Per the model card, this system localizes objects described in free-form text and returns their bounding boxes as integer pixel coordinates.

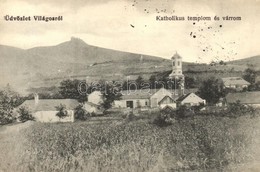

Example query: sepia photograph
[0,0,260,171]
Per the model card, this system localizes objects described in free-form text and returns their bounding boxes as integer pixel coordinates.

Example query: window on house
[145,101,148,106]
[173,61,175,66]
[178,61,180,66]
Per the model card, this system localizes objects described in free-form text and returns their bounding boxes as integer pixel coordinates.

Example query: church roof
[171,52,182,59]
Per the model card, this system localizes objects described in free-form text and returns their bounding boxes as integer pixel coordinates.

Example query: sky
[0,0,260,63]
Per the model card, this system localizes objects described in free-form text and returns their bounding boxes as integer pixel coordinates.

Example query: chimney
[34,93,39,105]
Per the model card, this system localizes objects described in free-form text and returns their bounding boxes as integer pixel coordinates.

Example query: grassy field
[1,114,260,172]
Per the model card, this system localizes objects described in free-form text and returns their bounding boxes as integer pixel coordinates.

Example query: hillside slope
[228,55,260,69]
[0,38,170,92]
[0,37,259,93]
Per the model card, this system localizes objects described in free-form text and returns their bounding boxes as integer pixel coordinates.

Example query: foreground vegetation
[2,113,256,172]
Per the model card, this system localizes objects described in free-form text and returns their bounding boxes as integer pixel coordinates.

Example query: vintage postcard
[0,0,260,171]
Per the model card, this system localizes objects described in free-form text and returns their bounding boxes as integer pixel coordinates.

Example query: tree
[0,87,24,124]
[198,77,226,105]
[185,76,197,89]
[149,75,157,89]
[74,104,89,120]
[17,106,34,122]
[101,81,122,110]
[243,68,257,84]
[135,76,145,89]
[55,104,68,118]
[176,105,195,119]
[219,60,226,65]
[59,79,88,102]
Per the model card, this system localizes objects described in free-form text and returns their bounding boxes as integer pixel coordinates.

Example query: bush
[227,101,256,117]
[0,88,23,124]
[91,112,97,117]
[0,113,15,125]
[126,111,137,121]
[196,102,258,118]
[74,104,90,120]
[176,105,195,119]
[153,109,176,127]
[17,106,34,122]
[55,104,68,118]
[121,109,138,121]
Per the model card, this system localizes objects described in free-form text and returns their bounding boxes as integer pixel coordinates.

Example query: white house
[176,93,206,107]
[88,91,103,105]
[222,77,250,91]
[158,96,176,109]
[113,89,151,109]
[150,88,176,108]
[18,96,78,123]
[113,88,177,109]
[84,91,104,114]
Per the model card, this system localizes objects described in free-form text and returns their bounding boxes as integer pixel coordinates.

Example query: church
[113,53,206,109]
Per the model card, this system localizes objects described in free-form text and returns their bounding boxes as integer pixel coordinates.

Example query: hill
[0,37,171,92]
[227,55,260,69]
[0,37,259,93]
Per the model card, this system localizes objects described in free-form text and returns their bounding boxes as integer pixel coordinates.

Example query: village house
[222,77,250,91]
[176,93,206,107]
[113,88,177,109]
[87,91,103,105]
[226,91,260,108]
[84,91,104,115]
[18,94,78,123]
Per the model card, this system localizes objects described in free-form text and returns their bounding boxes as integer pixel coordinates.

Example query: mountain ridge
[0,37,259,93]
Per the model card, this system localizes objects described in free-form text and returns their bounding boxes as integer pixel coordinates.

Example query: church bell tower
[169,52,185,96]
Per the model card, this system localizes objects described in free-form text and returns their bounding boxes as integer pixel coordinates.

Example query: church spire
[169,52,185,96]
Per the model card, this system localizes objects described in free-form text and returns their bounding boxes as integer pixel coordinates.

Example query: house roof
[222,77,250,86]
[185,88,198,94]
[158,96,175,104]
[120,89,162,100]
[176,92,204,102]
[176,93,193,102]
[89,91,102,96]
[19,99,79,112]
[118,88,199,100]
[85,102,99,107]
[226,91,260,104]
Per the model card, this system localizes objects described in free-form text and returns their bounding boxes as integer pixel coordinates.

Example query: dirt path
[0,121,34,172]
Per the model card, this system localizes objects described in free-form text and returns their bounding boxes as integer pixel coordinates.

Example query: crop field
[1,115,260,172]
